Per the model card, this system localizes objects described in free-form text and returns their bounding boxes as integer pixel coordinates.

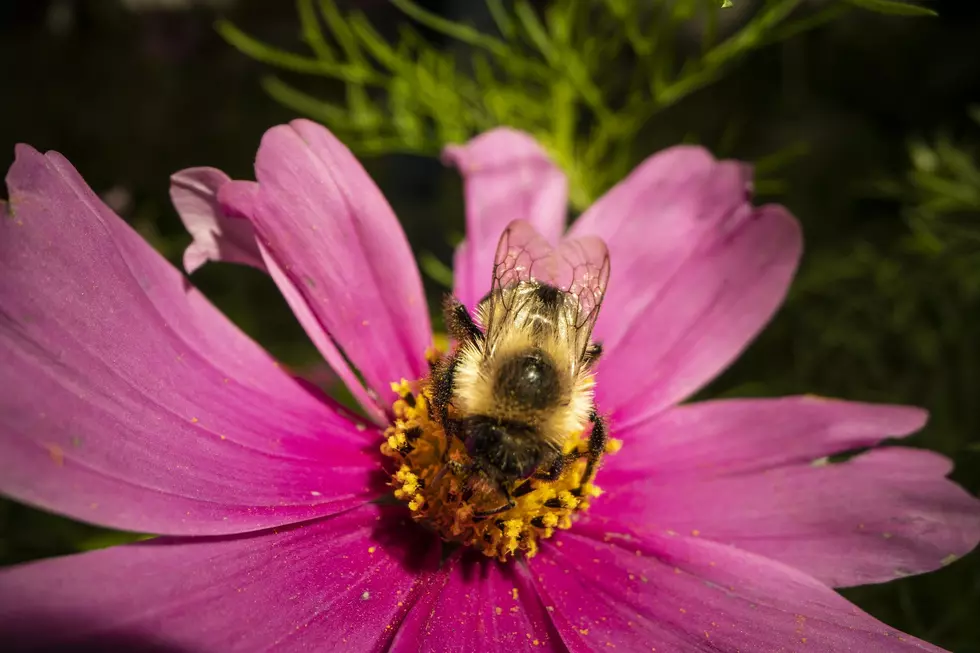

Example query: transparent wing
[484,220,610,360]
[555,235,611,354]
[481,220,553,350]
[490,219,556,298]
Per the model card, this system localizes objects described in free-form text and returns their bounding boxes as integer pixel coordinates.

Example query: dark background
[1,0,979,650]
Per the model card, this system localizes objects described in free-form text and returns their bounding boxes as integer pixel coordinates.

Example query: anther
[380,382,619,560]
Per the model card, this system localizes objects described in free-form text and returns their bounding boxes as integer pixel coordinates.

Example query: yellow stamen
[380,380,619,560]
[390,379,414,398]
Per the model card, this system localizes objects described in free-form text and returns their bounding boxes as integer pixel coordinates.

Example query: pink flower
[1,119,977,652]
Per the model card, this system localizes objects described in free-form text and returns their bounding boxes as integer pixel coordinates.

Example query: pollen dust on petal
[44,443,65,466]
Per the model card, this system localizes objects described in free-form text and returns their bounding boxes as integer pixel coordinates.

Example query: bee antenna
[430,463,450,488]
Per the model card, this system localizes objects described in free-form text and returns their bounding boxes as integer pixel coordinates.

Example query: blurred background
[1,0,979,649]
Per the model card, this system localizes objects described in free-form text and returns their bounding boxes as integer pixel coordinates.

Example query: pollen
[381,379,621,561]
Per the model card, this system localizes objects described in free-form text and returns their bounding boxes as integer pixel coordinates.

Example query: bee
[430,220,611,518]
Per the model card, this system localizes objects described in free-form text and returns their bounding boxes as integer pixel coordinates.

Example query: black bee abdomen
[462,417,542,480]
[494,351,560,410]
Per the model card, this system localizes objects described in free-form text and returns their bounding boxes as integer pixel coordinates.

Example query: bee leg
[432,351,461,437]
[583,342,603,367]
[430,457,468,491]
[512,455,577,498]
[427,351,440,374]
[433,295,479,438]
[533,453,575,482]
[572,410,607,496]
[444,295,483,344]
[472,481,516,521]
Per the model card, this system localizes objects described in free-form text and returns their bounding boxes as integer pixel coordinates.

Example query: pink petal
[214,177,388,425]
[530,523,945,651]
[169,167,265,274]
[216,175,260,219]
[0,145,380,535]
[0,504,441,652]
[600,447,980,588]
[603,396,928,481]
[444,128,568,310]
[176,172,386,424]
[570,147,801,422]
[250,120,432,413]
[390,552,561,652]
[260,240,388,425]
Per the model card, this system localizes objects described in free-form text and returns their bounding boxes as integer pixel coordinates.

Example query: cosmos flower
[0,119,978,652]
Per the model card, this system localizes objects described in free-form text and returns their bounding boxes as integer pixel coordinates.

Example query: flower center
[381,377,621,560]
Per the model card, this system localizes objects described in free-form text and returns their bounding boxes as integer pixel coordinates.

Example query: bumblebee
[429,220,611,518]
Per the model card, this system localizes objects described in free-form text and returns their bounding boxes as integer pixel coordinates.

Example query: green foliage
[877,108,980,263]
[418,251,455,289]
[706,106,980,653]
[0,498,147,565]
[842,0,936,17]
[4,0,974,648]
[726,107,980,455]
[219,0,926,210]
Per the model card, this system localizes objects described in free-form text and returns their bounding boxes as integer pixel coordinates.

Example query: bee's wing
[486,220,610,360]
[554,235,610,359]
[490,219,557,298]
[481,220,553,350]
